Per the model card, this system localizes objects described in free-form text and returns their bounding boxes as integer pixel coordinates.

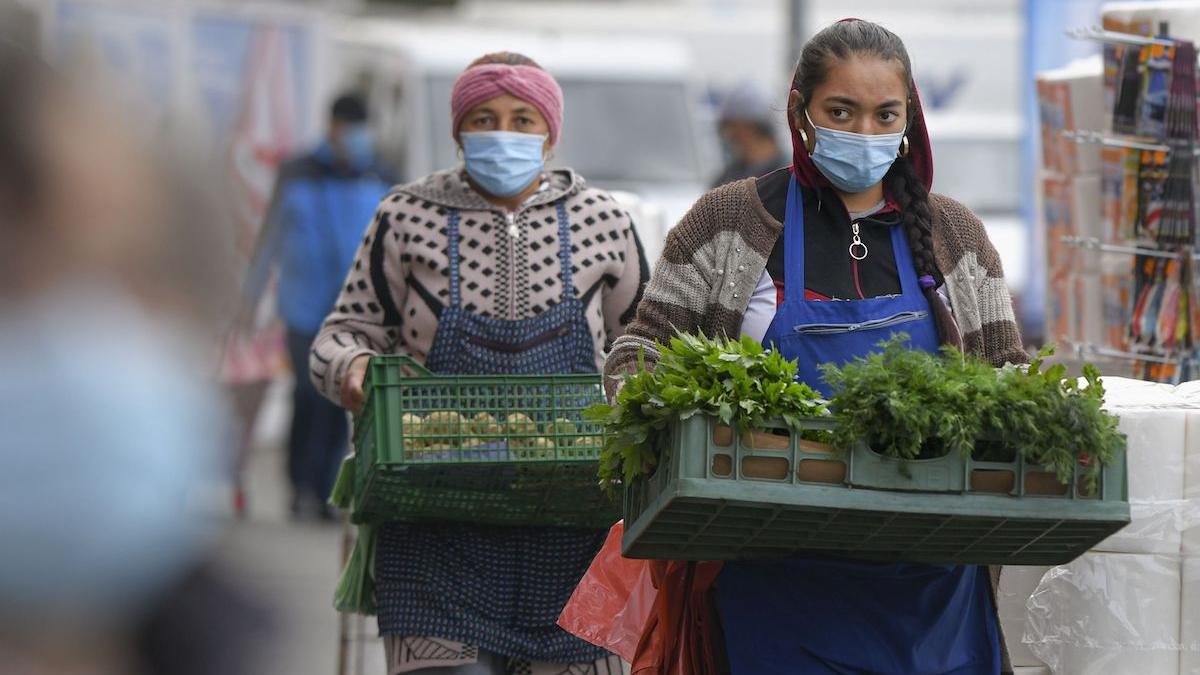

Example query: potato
[573,434,604,458]
[470,412,502,437]
[505,413,538,438]
[422,411,465,444]
[401,413,426,450]
[531,437,556,459]
[545,417,578,438]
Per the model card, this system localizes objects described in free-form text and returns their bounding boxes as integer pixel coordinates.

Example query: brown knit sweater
[604,177,1028,395]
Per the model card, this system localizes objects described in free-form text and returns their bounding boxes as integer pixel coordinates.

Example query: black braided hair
[885,153,944,287]
[790,19,944,289]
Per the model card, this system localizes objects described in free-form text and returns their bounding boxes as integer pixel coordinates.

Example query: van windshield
[428,75,703,184]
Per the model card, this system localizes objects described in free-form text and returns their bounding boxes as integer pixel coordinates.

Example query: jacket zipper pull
[506,212,520,239]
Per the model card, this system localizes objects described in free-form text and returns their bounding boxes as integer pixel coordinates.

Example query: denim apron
[715,177,1001,674]
[375,201,608,664]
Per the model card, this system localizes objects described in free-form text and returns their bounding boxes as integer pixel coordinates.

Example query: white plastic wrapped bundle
[1090,379,1192,554]
[1173,385,1200,557]
[1183,414,1200,557]
[1102,376,1186,409]
[1183,559,1200,675]
[1094,409,1188,554]
[1025,553,1181,674]
[998,566,1051,668]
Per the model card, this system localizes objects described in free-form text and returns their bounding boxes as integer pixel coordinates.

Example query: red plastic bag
[558,522,654,661]
[558,522,726,674]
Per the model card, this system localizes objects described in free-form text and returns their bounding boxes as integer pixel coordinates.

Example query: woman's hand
[340,354,372,414]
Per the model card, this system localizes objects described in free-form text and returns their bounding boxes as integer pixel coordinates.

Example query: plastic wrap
[998,566,1051,668]
[1025,552,1184,674]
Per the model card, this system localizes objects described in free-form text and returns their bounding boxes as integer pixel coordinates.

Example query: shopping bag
[558,521,653,661]
[558,522,726,675]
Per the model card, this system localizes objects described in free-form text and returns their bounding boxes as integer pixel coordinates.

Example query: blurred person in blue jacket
[241,93,393,520]
[710,81,790,188]
[0,41,268,675]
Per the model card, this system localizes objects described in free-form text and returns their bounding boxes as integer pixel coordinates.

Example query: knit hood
[789,82,934,196]
[393,167,584,212]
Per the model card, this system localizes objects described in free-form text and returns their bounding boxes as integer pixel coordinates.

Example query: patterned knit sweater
[311,168,649,402]
[605,177,1027,396]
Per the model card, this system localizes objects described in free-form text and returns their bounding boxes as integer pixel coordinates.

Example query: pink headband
[450,63,564,145]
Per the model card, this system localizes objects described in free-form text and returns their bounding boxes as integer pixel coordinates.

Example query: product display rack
[1056,26,1200,381]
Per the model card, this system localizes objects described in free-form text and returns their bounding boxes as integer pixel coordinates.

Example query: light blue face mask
[461,131,547,198]
[805,110,905,194]
[341,124,375,170]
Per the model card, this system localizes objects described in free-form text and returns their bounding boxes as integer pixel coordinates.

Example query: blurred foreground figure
[0,42,267,675]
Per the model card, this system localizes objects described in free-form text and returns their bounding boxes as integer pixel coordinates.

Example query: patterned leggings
[383,639,626,675]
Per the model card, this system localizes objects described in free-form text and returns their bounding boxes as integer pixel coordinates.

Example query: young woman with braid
[571,19,1028,675]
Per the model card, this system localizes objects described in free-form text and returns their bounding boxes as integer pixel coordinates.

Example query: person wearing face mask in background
[710,81,791,188]
[240,93,393,521]
[311,53,649,674]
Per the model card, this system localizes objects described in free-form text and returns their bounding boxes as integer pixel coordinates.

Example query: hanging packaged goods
[1049,20,1200,383]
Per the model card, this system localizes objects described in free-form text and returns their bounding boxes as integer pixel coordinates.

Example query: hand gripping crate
[348,356,617,528]
[622,416,1130,565]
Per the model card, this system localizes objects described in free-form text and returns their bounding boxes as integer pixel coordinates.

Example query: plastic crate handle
[363,355,435,384]
[390,355,434,377]
[357,356,433,427]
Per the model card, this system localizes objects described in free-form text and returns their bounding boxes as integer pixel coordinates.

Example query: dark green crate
[349,356,617,528]
[622,415,1130,565]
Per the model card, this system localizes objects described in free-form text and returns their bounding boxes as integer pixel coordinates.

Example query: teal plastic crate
[622,415,1130,565]
[348,356,617,528]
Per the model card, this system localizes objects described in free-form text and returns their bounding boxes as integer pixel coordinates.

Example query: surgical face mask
[461,131,546,198]
[804,110,904,194]
[341,124,375,169]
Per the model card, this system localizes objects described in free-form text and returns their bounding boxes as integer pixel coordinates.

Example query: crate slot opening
[797,459,846,484]
[970,469,1015,494]
[711,453,733,477]
[741,455,791,480]
[740,429,790,450]
[1024,471,1070,496]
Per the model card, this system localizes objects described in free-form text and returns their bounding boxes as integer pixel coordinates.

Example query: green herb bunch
[820,337,995,465]
[590,333,827,495]
[821,335,1124,490]
[984,349,1123,489]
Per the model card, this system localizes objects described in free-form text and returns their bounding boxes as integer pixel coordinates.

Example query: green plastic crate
[622,415,1130,565]
[349,356,616,528]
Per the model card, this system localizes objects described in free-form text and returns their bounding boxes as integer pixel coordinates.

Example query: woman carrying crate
[576,18,1029,675]
[311,53,649,674]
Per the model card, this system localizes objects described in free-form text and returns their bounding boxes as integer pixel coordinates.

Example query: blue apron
[716,177,1001,674]
[375,201,608,664]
